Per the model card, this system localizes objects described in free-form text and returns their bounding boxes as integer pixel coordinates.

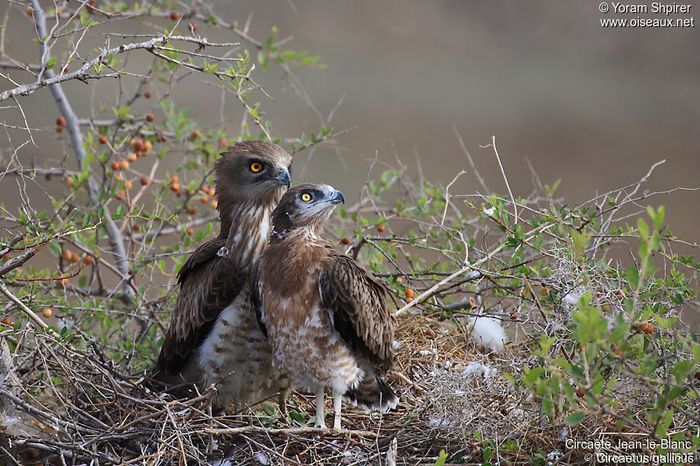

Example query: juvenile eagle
[154,141,292,411]
[252,184,398,429]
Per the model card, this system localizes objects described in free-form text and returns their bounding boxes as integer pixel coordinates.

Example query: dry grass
[0,309,649,465]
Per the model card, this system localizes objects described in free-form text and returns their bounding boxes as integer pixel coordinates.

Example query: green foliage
[518,207,698,445]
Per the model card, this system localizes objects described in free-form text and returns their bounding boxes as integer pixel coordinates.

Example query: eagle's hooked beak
[329,189,345,205]
[271,168,291,188]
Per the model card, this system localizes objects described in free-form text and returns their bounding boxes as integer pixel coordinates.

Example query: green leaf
[257,51,267,68]
[654,409,673,438]
[671,359,693,383]
[288,409,306,424]
[434,450,448,466]
[637,218,649,239]
[625,267,640,289]
[564,411,586,425]
[80,8,91,27]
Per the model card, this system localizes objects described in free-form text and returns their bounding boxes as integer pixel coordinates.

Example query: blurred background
[222,0,700,242]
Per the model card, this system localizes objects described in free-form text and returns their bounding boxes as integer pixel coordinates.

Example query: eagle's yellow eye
[300,192,312,202]
[249,162,263,173]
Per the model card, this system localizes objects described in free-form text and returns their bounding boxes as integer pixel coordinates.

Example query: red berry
[169,11,181,21]
[132,139,145,152]
[143,90,152,99]
[145,113,155,123]
[405,288,415,301]
[636,323,655,334]
[99,135,108,145]
[341,237,351,245]
[376,224,386,233]
[56,116,67,127]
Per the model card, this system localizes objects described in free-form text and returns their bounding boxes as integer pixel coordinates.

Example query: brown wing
[176,239,224,285]
[249,261,266,337]
[319,251,394,373]
[156,239,245,374]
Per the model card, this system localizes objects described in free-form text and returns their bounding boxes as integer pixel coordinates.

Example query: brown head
[270,183,345,241]
[215,141,292,237]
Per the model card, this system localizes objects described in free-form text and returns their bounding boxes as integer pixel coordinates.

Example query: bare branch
[28,0,134,297]
[0,34,239,102]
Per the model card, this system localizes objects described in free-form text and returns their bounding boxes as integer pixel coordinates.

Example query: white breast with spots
[196,291,286,408]
[269,301,364,395]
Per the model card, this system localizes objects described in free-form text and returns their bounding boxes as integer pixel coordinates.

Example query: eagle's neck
[221,199,277,269]
[264,227,328,297]
[270,219,327,245]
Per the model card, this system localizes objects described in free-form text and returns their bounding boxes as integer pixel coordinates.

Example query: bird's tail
[345,374,399,412]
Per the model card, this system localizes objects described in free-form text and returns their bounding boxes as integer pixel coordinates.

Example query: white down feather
[467,316,506,353]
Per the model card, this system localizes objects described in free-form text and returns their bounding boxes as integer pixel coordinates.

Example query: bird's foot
[278,389,290,419]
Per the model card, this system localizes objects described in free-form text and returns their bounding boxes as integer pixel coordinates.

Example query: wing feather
[319,252,394,373]
[156,239,245,374]
[249,262,267,337]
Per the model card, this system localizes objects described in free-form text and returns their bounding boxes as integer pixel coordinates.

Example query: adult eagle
[252,184,398,429]
[154,141,292,411]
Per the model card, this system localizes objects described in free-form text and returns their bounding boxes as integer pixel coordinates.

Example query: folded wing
[319,251,394,373]
[156,239,245,374]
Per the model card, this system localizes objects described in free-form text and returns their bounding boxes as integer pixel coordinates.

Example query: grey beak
[330,189,345,205]
[272,168,291,188]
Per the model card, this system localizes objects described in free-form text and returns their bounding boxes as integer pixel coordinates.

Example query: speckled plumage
[252,184,398,428]
[154,141,292,410]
